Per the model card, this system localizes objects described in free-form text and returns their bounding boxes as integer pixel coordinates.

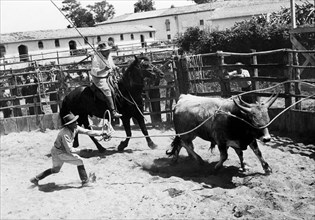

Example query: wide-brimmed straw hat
[97,41,112,51]
[63,113,79,126]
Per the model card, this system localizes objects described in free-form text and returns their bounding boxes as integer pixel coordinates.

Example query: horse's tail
[59,96,69,125]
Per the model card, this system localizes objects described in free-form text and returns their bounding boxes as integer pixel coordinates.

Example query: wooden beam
[290,35,315,66]
[290,0,296,29]
[290,27,315,34]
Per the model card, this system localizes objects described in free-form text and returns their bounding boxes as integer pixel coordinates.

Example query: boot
[30,168,53,185]
[77,165,89,187]
[105,95,122,118]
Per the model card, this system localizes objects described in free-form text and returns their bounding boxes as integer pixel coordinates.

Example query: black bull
[60,56,164,152]
[167,93,278,174]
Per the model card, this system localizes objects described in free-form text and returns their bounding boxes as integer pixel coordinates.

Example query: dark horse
[60,56,164,152]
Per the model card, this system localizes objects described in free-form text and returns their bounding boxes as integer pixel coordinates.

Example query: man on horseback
[90,41,122,118]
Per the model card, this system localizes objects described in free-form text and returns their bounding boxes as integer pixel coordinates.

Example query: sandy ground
[1,124,315,219]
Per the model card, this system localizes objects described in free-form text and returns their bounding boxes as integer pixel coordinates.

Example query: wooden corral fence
[0,48,178,135]
[1,48,314,139]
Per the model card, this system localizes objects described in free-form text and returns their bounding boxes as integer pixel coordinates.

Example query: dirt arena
[1,125,314,219]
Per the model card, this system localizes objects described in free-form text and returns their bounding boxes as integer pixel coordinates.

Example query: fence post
[250,49,260,102]
[173,55,189,95]
[217,51,230,98]
[57,51,60,65]
[293,50,301,110]
[284,50,293,108]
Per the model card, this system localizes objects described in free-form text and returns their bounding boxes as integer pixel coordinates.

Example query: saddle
[90,74,119,103]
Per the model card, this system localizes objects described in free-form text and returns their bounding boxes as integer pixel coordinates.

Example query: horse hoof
[264,167,272,175]
[149,143,158,150]
[118,142,127,152]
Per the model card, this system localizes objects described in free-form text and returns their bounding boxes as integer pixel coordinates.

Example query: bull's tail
[166,135,182,156]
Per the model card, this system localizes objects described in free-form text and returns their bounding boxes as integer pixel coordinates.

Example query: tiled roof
[0,25,155,44]
[97,0,291,25]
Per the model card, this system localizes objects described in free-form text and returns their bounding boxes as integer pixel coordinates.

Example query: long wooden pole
[290,0,296,29]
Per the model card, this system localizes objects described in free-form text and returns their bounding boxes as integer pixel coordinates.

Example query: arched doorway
[18,45,29,62]
[140,35,145,48]
[69,40,77,56]
[108,37,114,45]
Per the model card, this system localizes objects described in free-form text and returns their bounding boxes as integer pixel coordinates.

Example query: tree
[177,0,314,54]
[61,0,95,27]
[87,0,115,23]
[134,0,156,13]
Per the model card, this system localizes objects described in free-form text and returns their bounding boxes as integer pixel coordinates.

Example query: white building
[0,25,156,68]
[96,0,291,41]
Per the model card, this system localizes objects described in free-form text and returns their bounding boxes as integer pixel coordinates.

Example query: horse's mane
[121,55,150,87]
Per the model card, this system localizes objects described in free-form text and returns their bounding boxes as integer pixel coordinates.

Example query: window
[130,34,134,40]
[38,41,44,49]
[167,34,171,40]
[120,34,124,41]
[84,37,89,45]
[97,36,101,42]
[0,44,6,58]
[200,19,204,26]
[165,19,170,31]
[55,39,60,48]
[149,32,153,38]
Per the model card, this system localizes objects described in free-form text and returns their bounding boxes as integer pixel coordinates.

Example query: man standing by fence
[225,62,255,103]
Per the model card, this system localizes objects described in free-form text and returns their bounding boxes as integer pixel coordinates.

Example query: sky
[0,0,195,34]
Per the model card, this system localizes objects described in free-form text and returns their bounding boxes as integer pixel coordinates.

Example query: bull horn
[265,92,279,108]
[233,98,252,113]
[238,96,251,107]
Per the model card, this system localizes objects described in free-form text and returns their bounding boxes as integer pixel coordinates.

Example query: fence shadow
[267,133,315,160]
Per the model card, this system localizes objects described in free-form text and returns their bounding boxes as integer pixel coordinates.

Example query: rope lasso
[98,79,315,141]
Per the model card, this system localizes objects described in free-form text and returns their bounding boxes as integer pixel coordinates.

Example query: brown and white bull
[166,93,278,174]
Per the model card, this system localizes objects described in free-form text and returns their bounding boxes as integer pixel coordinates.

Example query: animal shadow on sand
[141,157,265,189]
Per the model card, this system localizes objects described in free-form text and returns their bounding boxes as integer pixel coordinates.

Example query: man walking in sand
[30,113,112,187]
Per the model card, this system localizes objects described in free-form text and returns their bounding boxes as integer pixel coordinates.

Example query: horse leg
[117,117,131,151]
[136,115,157,149]
[81,115,106,153]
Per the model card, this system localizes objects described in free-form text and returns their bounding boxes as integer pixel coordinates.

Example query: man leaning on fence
[225,62,255,103]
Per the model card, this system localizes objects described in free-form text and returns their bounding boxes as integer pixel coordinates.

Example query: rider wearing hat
[30,113,111,187]
[90,41,122,118]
